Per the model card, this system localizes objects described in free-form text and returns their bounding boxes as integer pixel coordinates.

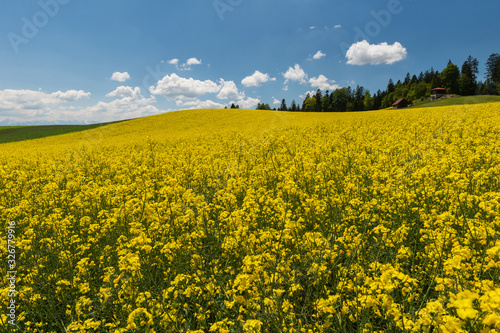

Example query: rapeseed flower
[1,105,500,331]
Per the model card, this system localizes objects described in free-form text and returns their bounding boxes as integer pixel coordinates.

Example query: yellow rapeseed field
[1,103,500,332]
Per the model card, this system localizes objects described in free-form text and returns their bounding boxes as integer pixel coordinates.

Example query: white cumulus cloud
[186,58,202,66]
[176,99,225,109]
[51,90,91,101]
[241,71,276,87]
[312,51,326,60]
[217,79,245,100]
[0,89,103,125]
[283,64,308,84]
[309,75,340,91]
[230,97,260,109]
[346,40,407,65]
[0,88,166,125]
[168,58,203,70]
[106,86,143,99]
[82,95,160,122]
[149,73,219,99]
[111,72,131,82]
[0,89,90,111]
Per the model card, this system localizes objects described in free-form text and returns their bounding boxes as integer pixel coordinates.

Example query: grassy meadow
[0,121,124,144]
[1,103,500,332]
[410,95,500,109]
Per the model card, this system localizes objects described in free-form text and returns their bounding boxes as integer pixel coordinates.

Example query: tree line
[253,53,500,112]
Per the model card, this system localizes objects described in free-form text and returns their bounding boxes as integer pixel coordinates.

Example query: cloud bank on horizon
[0,42,408,125]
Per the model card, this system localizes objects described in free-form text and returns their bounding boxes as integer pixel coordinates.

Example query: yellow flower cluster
[1,103,500,331]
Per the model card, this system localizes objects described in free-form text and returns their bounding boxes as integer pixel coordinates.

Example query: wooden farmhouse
[392,98,410,109]
[430,87,447,101]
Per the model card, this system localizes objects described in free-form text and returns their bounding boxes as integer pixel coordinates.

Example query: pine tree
[354,85,365,111]
[314,89,322,111]
[280,99,287,111]
[418,72,424,82]
[486,53,500,82]
[486,53,500,94]
[440,61,460,94]
[404,73,411,85]
[431,72,441,89]
[302,93,310,111]
[387,79,395,93]
[460,55,479,95]
[321,94,330,112]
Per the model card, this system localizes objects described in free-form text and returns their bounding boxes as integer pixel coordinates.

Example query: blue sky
[1,0,499,125]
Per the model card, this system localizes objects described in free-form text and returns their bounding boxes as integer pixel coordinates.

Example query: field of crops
[1,104,500,332]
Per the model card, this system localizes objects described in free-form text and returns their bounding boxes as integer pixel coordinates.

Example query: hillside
[1,103,500,332]
[2,95,499,145]
[0,108,330,154]
[410,95,500,108]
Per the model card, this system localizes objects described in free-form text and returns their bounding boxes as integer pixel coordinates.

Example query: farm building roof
[392,98,409,106]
